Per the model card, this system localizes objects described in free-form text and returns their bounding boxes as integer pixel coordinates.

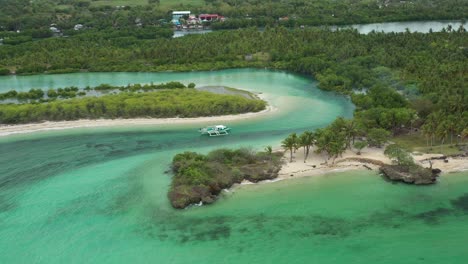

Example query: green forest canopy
[0,0,466,33]
[0,27,466,143]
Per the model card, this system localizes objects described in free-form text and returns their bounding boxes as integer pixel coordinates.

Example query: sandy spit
[0,105,276,137]
[277,146,468,180]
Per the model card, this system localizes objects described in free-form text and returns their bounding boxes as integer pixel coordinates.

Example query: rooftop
[172,11,191,14]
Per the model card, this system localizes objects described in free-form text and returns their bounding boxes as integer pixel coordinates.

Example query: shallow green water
[1,69,467,263]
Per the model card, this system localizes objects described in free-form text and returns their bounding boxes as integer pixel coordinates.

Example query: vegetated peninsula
[169,148,283,209]
[0,82,266,124]
[277,118,463,187]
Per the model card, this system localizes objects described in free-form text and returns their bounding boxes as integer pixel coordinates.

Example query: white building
[172,11,191,24]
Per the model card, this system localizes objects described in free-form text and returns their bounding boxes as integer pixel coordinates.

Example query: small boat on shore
[199,125,231,136]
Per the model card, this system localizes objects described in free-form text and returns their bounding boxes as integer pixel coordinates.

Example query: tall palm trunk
[303,147,306,163]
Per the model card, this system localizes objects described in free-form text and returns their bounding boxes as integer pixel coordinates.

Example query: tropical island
[0,82,267,124]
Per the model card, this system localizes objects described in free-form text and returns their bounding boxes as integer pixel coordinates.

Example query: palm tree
[436,121,449,153]
[264,145,273,161]
[299,131,315,162]
[409,113,418,134]
[282,134,297,162]
[343,119,359,149]
[290,133,299,153]
[423,113,437,147]
[314,128,346,165]
[446,115,456,145]
[421,123,432,147]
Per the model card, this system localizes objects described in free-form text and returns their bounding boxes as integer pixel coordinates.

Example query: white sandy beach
[276,146,468,181]
[277,147,389,180]
[0,104,276,137]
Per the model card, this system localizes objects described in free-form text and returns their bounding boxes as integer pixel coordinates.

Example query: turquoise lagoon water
[0,69,467,263]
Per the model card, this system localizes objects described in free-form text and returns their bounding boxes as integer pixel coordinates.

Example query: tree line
[0,0,465,34]
[281,117,391,164]
[0,27,466,145]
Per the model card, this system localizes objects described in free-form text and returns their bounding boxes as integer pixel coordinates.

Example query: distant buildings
[172,11,225,26]
[199,14,224,22]
[187,15,199,25]
[172,11,191,25]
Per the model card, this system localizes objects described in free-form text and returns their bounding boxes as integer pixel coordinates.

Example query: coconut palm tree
[290,132,299,153]
[282,134,297,162]
[264,145,273,161]
[446,115,457,145]
[422,113,437,147]
[299,131,315,162]
[436,121,449,153]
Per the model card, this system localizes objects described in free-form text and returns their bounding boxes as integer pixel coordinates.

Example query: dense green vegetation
[0,0,465,34]
[0,81,192,102]
[169,148,283,208]
[0,89,266,124]
[0,89,45,101]
[0,1,466,155]
[1,27,466,153]
[90,81,190,91]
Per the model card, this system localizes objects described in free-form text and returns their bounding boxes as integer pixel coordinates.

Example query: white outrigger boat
[198,125,231,136]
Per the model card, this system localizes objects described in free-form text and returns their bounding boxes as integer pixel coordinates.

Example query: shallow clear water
[0,69,467,263]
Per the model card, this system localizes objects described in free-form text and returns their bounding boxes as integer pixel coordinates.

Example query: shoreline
[277,147,468,179]
[235,146,468,188]
[0,98,276,137]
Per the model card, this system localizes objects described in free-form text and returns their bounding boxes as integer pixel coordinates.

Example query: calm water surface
[335,20,466,34]
[0,69,467,263]
[172,20,466,38]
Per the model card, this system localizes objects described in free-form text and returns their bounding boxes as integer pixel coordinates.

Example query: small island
[168,148,283,209]
[0,82,266,124]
